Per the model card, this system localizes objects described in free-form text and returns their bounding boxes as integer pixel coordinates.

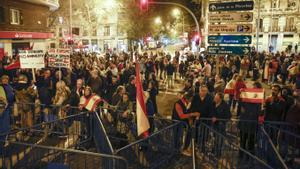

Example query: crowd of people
[0,47,299,157]
[170,49,300,156]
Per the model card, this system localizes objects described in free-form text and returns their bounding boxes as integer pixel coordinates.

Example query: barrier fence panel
[264,122,300,168]
[92,112,114,154]
[196,120,289,169]
[9,102,83,130]
[114,120,185,169]
[0,140,128,169]
[1,112,93,150]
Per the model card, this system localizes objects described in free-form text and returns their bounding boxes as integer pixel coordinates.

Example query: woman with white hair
[53,80,71,119]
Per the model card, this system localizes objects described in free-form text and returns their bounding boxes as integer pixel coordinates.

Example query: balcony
[21,0,59,10]
[284,26,297,32]
[265,26,280,32]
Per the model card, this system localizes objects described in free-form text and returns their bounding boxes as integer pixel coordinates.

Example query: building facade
[255,0,300,52]
[50,0,128,53]
[195,0,300,53]
[0,0,59,56]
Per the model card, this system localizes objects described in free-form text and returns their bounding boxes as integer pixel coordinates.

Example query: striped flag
[224,89,234,95]
[136,60,150,137]
[4,60,20,70]
[80,94,102,112]
[240,88,264,104]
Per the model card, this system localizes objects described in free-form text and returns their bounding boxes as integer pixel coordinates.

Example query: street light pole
[149,1,201,48]
[69,0,72,49]
[256,0,261,51]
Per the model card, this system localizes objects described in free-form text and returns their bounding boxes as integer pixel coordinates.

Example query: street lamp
[154,17,162,25]
[172,8,181,18]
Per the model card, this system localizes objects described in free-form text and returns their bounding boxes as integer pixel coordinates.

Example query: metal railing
[0,140,128,169]
[195,118,300,169]
[196,121,288,169]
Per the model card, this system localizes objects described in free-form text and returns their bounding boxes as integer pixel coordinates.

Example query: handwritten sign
[19,50,45,69]
[48,49,71,68]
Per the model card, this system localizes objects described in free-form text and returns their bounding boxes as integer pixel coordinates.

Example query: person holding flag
[238,82,264,158]
[79,86,106,140]
[172,91,200,156]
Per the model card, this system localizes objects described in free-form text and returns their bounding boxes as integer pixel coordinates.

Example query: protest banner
[19,50,45,69]
[48,49,71,68]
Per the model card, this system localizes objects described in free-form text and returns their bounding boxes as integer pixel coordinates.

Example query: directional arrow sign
[209,1,254,12]
[209,12,253,23]
[208,35,252,44]
[209,24,252,34]
[208,46,251,55]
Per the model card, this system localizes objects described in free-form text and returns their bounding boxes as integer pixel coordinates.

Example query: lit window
[104,26,110,36]
[10,9,20,25]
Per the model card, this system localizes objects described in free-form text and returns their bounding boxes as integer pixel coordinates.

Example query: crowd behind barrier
[0,48,299,168]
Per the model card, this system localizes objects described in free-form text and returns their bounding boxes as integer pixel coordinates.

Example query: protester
[14,74,37,137]
[172,92,200,156]
[211,92,231,157]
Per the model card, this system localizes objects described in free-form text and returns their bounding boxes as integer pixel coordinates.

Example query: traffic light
[193,34,200,45]
[140,0,148,11]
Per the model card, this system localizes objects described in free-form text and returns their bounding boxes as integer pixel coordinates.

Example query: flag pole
[32,68,36,83]
[192,119,196,169]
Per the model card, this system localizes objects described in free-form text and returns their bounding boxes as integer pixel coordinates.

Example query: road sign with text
[208,35,252,44]
[209,24,252,34]
[209,12,253,23]
[209,1,254,12]
[208,46,251,55]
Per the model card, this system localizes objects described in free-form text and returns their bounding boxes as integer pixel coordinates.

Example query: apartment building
[0,0,60,56]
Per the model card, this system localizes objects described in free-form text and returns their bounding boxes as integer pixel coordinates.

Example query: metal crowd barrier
[1,111,129,169]
[7,102,83,131]
[114,120,185,169]
[264,122,300,168]
[196,121,286,169]
[0,140,128,169]
[195,118,300,169]
[92,107,186,169]
[2,111,92,148]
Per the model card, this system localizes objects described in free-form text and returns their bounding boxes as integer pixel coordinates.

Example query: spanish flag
[136,60,150,137]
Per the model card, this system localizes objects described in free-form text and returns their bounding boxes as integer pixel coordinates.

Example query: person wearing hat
[172,91,200,156]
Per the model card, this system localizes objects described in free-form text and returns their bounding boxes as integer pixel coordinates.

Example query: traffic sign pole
[256,0,261,51]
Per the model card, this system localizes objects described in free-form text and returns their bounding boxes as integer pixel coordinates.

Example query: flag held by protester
[136,61,150,137]
[80,94,102,112]
[240,88,264,104]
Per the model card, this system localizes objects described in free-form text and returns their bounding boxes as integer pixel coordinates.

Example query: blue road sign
[208,35,252,44]
[208,46,251,55]
[209,1,254,12]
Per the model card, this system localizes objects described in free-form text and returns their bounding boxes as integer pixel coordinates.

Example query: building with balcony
[195,0,300,53]
[254,0,300,52]
[0,0,60,56]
